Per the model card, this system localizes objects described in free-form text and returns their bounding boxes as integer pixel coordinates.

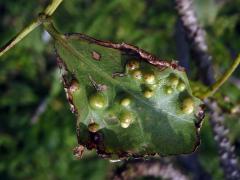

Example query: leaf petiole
[0,20,41,58]
[200,54,240,99]
[0,0,63,58]
[44,0,63,16]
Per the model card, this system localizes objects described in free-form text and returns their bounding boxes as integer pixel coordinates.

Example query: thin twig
[0,0,63,58]
[0,20,41,57]
[202,55,240,99]
[44,0,63,16]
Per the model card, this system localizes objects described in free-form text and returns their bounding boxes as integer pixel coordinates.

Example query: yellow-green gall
[89,93,108,109]
[182,98,194,114]
[144,90,154,98]
[169,75,179,87]
[120,112,133,128]
[149,84,158,90]
[177,81,186,92]
[126,60,140,71]
[143,72,155,84]
[120,98,131,107]
[165,86,173,95]
[120,122,130,128]
[132,70,142,80]
[88,123,100,133]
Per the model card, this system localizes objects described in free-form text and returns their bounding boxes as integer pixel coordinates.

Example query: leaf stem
[0,20,41,57]
[0,0,63,58]
[44,0,63,16]
[200,54,240,99]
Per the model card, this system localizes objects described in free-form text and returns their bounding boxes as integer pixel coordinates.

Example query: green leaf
[53,31,204,158]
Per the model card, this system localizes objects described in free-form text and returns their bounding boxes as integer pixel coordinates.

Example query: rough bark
[175,0,215,85]
[113,160,189,180]
[206,99,240,180]
[175,0,240,179]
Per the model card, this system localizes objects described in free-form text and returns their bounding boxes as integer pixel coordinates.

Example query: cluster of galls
[88,90,134,130]
[125,59,195,115]
[165,74,194,115]
[87,88,135,131]
[85,59,195,133]
[127,59,156,99]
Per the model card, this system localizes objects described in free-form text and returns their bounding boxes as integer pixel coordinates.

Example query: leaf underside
[54,33,204,159]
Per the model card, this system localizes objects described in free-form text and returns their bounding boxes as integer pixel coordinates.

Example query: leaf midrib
[56,34,194,127]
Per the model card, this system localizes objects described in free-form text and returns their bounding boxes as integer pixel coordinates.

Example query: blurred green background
[0,0,240,179]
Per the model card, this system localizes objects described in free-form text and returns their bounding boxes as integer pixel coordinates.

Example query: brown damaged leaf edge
[193,104,205,153]
[64,33,184,71]
[55,33,204,159]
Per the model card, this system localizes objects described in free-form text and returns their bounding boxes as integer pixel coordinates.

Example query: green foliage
[0,0,240,179]
[54,31,203,157]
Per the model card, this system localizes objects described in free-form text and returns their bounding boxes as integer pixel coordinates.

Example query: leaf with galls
[54,33,204,159]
